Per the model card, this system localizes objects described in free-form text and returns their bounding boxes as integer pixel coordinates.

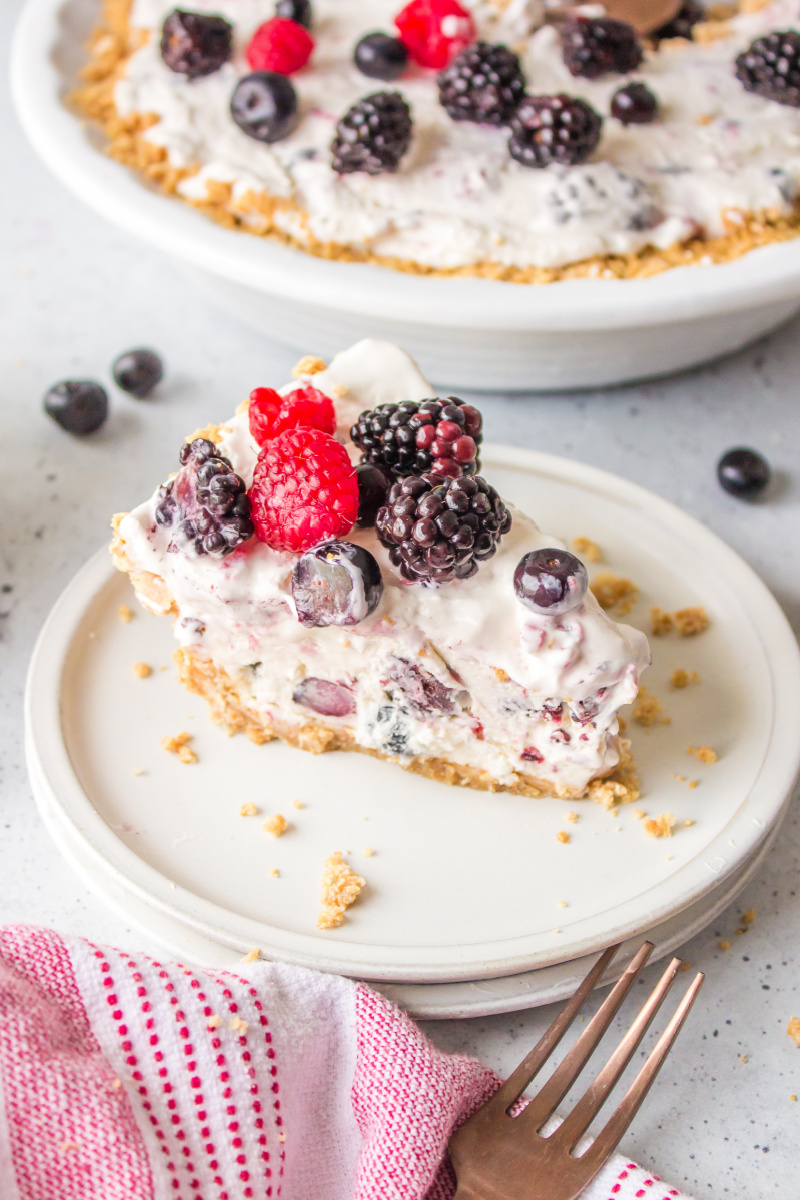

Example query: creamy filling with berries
[117,340,649,794]
[114,0,800,271]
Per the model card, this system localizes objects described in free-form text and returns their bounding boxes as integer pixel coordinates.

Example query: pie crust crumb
[572,536,602,563]
[632,686,670,727]
[317,852,365,930]
[119,604,134,623]
[670,668,699,689]
[675,606,710,636]
[643,812,676,838]
[241,948,260,963]
[162,731,197,763]
[239,801,259,817]
[650,606,675,636]
[591,572,638,615]
[689,744,718,763]
[292,355,327,378]
[556,830,570,844]
[263,813,288,837]
[133,661,152,678]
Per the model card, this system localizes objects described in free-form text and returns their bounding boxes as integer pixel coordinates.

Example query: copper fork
[449,942,703,1200]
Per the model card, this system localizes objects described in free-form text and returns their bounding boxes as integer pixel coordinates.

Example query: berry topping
[354,32,409,82]
[160,9,233,79]
[513,548,588,616]
[246,17,314,75]
[376,472,511,585]
[351,397,482,479]
[231,72,300,143]
[275,0,312,29]
[355,463,390,527]
[438,41,526,126]
[611,82,659,125]
[44,380,109,435]
[395,0,476,70]
[249,428,359,552]
[156,438,254,557]
[331,91,413,175]
[112,348,164,398]
[292,540,384,626]
[248,385,336,445]
[651,0,702,43]
[717,447,771,499]
[509,94,602,169]
[735,31,800,108]
[561,17,643,80]
[293,677,355,716]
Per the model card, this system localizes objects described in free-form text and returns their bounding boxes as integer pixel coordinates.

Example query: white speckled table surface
[2,2,800,1193]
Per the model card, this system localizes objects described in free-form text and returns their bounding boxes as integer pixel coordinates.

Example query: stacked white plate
[25,450,800,1017]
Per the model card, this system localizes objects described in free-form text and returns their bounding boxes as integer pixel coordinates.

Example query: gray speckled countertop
[2,1,799,1192]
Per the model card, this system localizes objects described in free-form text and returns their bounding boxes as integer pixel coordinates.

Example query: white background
[2,0,799,1193]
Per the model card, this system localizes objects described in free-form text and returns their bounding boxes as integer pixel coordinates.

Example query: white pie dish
[24,447,800,986]
[12,0,800,391]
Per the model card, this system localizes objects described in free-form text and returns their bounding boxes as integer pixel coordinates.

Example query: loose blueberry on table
[44,380,109,436]
[716,448,771,498]
[112,348,164,398]
[514,549,589,616]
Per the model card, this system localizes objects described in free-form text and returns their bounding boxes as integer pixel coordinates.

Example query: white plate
[12,0,800,389]
[25,448,800,984]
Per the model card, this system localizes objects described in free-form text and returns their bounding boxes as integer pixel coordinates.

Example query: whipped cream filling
[115,0,800,271]
[117,340,649,794]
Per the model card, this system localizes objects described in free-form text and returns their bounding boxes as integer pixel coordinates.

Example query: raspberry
[561,17,643,80]
[331,92,413,175]
[248,385,336,445]
[249,428,359,552]
[509,94,602,169]
[351,396,482,479]
[246,17,314,75]
[376,472,511,585]
[395,0,477,70]
[735,31,800,108]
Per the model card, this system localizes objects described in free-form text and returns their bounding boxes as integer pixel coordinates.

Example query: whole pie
[75,0,800,281]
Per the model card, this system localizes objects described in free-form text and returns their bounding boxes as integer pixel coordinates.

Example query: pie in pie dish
[111,339,649,799]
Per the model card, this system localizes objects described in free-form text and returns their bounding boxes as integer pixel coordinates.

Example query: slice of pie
[111,340,649,799]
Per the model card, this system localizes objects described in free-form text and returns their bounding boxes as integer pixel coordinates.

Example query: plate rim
[13,0,800,332]
[24,446,800,982]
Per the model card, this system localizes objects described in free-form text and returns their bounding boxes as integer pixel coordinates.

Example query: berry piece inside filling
[156,438,254,557]
[248,385,336,445]
[293,678,355,716]
[246,17,314,75]
[249,427,359,552]
[44,380,109,435]
[292,540,384,627]
[395,0,477,70]
[112,348,164,398]
[354,32,409,82]
[717,447,771,498]
[513,548,589,615]
[231,72,300,143]
[160,9,233,78]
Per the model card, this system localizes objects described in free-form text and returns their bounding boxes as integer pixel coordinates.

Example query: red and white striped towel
[0,925,696,1200]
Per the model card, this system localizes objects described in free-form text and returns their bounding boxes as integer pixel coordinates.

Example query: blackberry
[331,91,412,175]
[611,82,659,125]
[561,17,643,80]
[156,438,254,557]
[351,397,482,479]
[735,31,800,108]
[160,9,233,79]
[437,41,526,126]
[44,380,108,435]
[509,94,602,168]
[376,472,511,586]
[651,0,702,42]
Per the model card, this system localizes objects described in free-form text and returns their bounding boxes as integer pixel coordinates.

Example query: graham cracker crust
[71,0,800,285]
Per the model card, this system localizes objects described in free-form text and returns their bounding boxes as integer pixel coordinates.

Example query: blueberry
[231,72,300,144]
[112,348,164,398]
[354,33,408,82]
[717,447,771,498]
[276,0,312,28]
[513,548,588,616]
[292,540,383,627]
[44,380,109,435]
[355,463,390,527]
[611,81,659,125]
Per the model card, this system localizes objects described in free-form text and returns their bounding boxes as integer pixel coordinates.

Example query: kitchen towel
[0,925,696,1200]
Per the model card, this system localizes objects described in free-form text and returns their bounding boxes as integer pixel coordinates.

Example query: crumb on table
[566,811,579,824]
[632,808,645,820]
[363,846,374,857]
[317,851,365,930]
[788,1018,800,1048]
[162,732,197,764]
[239,802,259,817]
[670,668,700,689]
[590,572,638,615]
[742,908,756,926]
[241,948,260,963]
[119,604,134,623]
[292,355,326,377]
[718,939,731,950]
[292,799,305,809]
[269,868,280,877]
[263,813,288,837]
[556,830,570,844]
[684,817,696,827]
[688,779,699,789]
[632,686,670,728]
[643,812,676,838]
[689,744,718,764]
[572,536,602,563]
[675,606,710,636]
[650,606,675,636]
[133,661,152,679]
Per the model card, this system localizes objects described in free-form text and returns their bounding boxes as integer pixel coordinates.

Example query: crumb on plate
[650,606,675,636]
[556,830,570,844]
[718,940,731,951]
[292,798,305,809]
[684,818,696,827]
[263,813,288,837]
[743,908,756,926]
[239,802,259,817]
[643,812,676,838]
[119,604,134,623]
[317,851,365,930]
[566,810,580,823]
[241,948,260,963]
[270,867,280,877]
[670,668,699,689]
[788,1017,800,1047]
[689,744,718,764]
[572,536,602,562]
[674,606,710,636]
[632,686,670,727]
[363,846,374,857]
[591,572,638,615]
[162,731,197,764]
[133,661,152,678]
